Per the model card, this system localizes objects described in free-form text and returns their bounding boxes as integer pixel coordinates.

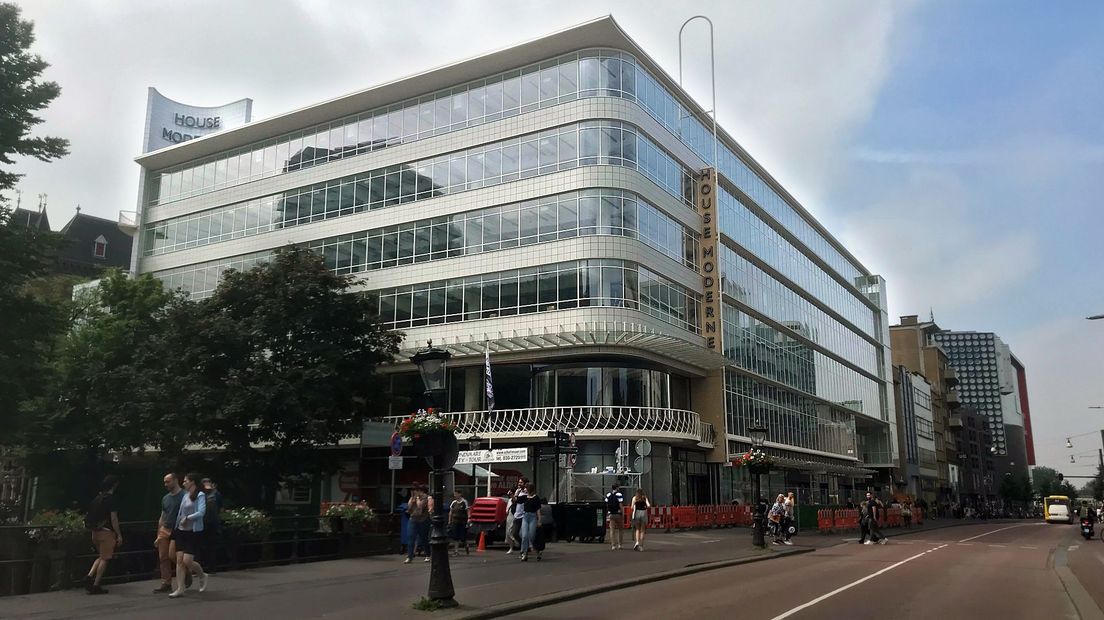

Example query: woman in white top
[169,473,209,597]
[631,489,650,551]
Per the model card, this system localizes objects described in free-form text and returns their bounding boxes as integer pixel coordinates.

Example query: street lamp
[748,421,769,548]
[411,341,456,608]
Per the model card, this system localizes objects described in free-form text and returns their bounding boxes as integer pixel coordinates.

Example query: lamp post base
[752,473,766,548]
[427,472,457,607]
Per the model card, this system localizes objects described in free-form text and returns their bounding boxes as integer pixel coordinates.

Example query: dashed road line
[769,544,948,620]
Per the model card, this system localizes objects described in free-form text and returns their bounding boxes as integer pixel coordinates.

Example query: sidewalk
[0,518,981,620]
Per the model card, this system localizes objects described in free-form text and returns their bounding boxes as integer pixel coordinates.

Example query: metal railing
[0,515,399,597]
[382,406,715,448]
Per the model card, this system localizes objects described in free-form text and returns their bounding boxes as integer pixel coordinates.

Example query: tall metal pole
[678,15,719,168]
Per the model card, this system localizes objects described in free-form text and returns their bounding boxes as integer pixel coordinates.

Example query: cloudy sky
[7,1,1102,476]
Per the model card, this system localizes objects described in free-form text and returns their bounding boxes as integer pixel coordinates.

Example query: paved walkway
[0,518,988,620]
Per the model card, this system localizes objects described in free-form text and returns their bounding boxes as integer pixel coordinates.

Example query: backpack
[84,493,108,530]
[606,491,623,515]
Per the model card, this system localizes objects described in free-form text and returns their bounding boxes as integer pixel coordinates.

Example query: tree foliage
[0,205,66,442]
[0,2,69,195]
[1032,466,1060,498]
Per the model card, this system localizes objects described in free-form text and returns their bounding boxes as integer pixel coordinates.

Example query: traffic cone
[477,531,487,552]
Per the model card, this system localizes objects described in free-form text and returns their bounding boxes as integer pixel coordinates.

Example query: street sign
[456,448,529,464]
[388,456,403,470]
[389,432,403,457]
[362,422,397,447]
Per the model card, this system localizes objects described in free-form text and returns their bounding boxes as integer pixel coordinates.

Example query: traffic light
[1058,473,1064,482]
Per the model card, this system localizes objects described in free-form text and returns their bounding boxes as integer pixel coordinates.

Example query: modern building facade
[130,17,896,507]
[892,367,938,503]
[931,330,1030,484]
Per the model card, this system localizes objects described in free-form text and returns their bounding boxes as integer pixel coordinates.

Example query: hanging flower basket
[400,409,459,470]
[732,448,774,474]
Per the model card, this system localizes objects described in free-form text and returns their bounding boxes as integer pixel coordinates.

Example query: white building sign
[142,87,252,153]
[456,448,529,464]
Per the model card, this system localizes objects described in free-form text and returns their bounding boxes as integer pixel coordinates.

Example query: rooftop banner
[142,87,252,153]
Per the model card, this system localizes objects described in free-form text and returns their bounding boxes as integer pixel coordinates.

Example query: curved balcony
[381,406,715,449]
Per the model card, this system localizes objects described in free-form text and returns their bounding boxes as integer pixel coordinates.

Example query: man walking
[404,485,433,564]
[781,491,796,545]
[862,492,887,544]
[605,483,625,550]
[84,475,121,595]
[153,474,187,593]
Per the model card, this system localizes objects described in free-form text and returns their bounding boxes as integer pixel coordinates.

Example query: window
[93,235,108,259]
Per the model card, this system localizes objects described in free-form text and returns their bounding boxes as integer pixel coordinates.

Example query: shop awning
[453,464,498,478]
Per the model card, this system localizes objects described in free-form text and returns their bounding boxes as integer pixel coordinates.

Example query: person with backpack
[84,475,121,595]
[169,473,209,597]
[448,490,470,556]
[605,483,626,550]
[404,485,433,564]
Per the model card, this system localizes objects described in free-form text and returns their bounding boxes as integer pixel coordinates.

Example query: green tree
[0,205,66,442]
[184,247,401,506]
[0,2,69,195]
[1032,466,1060,498]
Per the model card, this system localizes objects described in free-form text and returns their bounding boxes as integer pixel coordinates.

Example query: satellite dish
[635,439,652,456]
[634,456,652,474]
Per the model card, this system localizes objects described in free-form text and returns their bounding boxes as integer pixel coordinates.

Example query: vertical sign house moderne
[697,167,723,352]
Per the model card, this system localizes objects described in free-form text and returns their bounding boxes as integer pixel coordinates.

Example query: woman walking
[169,473,208,597]
[631,489,650,551]
[448,491,470,555]
[518,483,542,561]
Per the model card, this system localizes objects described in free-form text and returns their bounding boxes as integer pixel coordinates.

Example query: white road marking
[768,544,948,620]
[957,523,1037,543]
[989,544,1007,548]
[1020,546,1038,549]
[698,539,722,544]
[646,539,679,545]
[957,543,974,546]
[1069,545,1080,551]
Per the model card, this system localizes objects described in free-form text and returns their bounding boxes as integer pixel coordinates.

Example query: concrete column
[464,367,481,411]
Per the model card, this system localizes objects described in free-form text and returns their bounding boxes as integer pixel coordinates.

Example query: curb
[452,547,814,619]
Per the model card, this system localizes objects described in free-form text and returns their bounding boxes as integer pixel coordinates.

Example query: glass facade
[144,121,693,256]
[719,245,879,376]
[532,366,674,408]
[722,304,880,416]
[372,259,699,333]
[718,185,876,337]
[306,189,698,273]
[724,369,856,456]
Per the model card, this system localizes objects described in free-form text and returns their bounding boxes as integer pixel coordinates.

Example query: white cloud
[839,168,1040,320]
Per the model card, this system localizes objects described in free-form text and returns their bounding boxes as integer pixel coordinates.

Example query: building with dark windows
[57,208,135,277]
[931,330,1030,486]
[131,17,896,507]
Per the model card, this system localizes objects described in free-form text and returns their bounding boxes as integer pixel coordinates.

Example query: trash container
[557,502,606,543]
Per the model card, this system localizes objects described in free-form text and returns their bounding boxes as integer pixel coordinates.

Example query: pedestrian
[504,490,518,553]
[631,489,650,550]
[153,473,188,593]
[781,492,796,545]
[83,475,122,595]
[768,495,785,544]
[845,498,856,510]
[448,491,470,556]
[858,496,871,544]
[518,483,542,561]
[902,502,912,528]
[200,478,223,573]
[605,483,626,550]
[863,492,886,545]
[507,479,530,554]
[169,473,209,597]
[404,485,432,564]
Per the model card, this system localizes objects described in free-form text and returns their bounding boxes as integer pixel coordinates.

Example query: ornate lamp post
[411,341,457,608]
[748,421,769,548]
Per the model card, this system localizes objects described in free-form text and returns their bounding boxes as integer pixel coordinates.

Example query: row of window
[717,185,876,337]
[724,369,857,458]
[721,304,881,417]
[304,189,698,274]
[369,259,700,334]
[719,245,880,377]
[147,46,867,293]
[144,121,693,256]
[916,417,934,441]
[149,49,656,205]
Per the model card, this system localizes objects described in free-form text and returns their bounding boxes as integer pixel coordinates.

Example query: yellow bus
[1044,496,1073,524]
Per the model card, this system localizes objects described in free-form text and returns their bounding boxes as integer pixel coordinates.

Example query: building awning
[453,464,498,478]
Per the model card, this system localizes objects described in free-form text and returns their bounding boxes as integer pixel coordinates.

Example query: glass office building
[132,17,896,506]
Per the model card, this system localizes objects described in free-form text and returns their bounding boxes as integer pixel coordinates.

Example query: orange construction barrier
[817,509,834,533]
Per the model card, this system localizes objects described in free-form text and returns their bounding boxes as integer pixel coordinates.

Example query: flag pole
[485,342,494,498]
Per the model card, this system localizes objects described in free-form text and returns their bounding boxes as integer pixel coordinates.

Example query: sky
[6,1,1102,476]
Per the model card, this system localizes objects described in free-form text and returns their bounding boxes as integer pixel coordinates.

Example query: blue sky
[6,1,1101,475]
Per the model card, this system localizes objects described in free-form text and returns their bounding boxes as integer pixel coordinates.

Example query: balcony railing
[946,391,961,409]
[859,450,895,467]
[381,406,715,449]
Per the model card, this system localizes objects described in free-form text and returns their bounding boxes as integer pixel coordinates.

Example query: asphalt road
[514,521,1091,620]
